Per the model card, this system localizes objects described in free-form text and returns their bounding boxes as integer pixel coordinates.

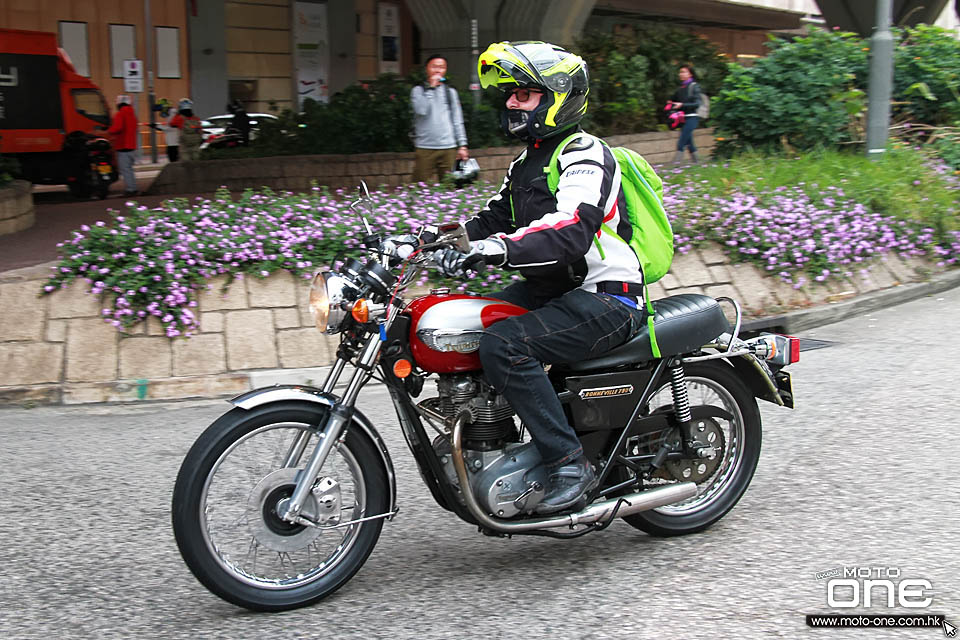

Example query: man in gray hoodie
[410,54,470,183]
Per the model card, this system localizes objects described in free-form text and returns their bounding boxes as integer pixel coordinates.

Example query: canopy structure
[814,0,954,36]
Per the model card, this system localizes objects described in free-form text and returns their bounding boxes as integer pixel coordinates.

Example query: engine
[426,374,547,517]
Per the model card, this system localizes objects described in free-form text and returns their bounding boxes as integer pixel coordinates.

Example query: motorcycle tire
[621,360,761,537]
[172,401,390,611]
[67,179,91,200]
[96,183,109,200]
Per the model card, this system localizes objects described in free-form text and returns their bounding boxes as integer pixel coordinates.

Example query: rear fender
[727,353,788,408]
[230,385,397,513]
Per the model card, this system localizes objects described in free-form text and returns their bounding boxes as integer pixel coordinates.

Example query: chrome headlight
[309,272,354,334]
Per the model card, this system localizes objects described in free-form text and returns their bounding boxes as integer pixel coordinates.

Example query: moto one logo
[826,567,932,609]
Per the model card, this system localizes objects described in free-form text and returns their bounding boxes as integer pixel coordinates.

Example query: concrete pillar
[188,0,229,118]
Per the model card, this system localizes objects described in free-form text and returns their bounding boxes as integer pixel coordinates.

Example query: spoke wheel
[172,402,389,611]
[621,361,761,536]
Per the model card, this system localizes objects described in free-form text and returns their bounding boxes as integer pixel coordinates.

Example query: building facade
[2,0,957,130]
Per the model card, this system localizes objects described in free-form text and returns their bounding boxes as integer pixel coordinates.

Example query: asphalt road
[1,287,958,639]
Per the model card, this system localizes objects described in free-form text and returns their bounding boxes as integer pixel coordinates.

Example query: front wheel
[621,360,761,537]
[172,401,389,611]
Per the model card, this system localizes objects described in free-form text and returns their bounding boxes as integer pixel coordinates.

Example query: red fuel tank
[405,292,527,373]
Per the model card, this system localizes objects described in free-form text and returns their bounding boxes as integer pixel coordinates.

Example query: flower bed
[43,149,960,337]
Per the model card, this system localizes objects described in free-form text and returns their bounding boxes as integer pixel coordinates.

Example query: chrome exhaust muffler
[451,412,698,533]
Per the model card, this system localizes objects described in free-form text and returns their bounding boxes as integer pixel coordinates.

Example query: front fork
[281,334,382,524]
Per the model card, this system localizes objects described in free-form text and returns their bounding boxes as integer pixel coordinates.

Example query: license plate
[775,371,795,409]
[97,164,112,175]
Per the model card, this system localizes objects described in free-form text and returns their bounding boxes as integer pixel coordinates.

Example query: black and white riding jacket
[464,128,644,298]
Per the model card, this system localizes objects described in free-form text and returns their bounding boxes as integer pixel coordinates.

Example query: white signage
[378,2,400,75]
[294,2,330,106]
[123,59,144,93]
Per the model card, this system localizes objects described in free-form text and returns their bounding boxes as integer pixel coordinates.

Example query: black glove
[433,248,485,278]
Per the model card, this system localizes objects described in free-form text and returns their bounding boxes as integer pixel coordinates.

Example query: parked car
[200,113,278,142]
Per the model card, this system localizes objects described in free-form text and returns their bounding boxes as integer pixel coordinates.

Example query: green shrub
[712,26,960,156]
[712,28,868,155]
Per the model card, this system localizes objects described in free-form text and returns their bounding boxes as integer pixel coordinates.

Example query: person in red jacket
[108,95,139,196]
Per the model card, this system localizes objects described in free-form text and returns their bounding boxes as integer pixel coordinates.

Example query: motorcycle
[172,182,798,611]
[63,130,117,200]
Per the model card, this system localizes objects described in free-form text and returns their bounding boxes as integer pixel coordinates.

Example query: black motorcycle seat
[561,294,730,372]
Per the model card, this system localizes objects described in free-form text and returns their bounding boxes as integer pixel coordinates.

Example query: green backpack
[543,131,675,356]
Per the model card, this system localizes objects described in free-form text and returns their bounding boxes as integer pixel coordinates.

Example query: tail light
[747,333,800,366]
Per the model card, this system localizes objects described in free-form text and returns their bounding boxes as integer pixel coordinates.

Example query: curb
[741,268,960,335]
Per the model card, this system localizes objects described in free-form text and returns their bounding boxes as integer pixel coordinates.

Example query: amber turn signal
[351,299,369,323]
[392,359,412,378]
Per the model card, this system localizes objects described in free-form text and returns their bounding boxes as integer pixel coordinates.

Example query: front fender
[230,385,397,514]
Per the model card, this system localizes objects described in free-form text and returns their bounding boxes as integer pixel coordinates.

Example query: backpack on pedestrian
[696,92,710,120]
[544,131,675,355]
[180,116,204,148]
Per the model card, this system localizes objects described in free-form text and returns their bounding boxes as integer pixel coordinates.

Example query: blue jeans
[478,282,645,467]
[677,115,699,152]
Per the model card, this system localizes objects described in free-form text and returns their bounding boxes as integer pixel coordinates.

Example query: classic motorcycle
[172,183,798,611]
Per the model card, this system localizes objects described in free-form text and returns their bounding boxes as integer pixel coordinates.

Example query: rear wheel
[171,402,389,611]
[621,360,761,536]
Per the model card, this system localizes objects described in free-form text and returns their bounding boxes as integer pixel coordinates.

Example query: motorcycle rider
[388,42,647,514]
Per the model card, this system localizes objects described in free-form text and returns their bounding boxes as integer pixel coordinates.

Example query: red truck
[0,28,117,198]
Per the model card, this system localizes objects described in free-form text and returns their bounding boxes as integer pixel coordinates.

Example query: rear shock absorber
[669,362,696,452]
[669,363,692,424]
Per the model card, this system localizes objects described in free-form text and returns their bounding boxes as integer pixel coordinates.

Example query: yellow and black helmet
[478,41,589,140]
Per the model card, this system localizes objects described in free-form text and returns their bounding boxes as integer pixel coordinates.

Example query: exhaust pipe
[451,412,698,533]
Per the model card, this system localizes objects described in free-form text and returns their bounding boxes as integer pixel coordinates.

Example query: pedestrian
[227,100,251,146]
[669,64,702,164]
[152,100,182,162]
[107,95,139,196]
[387,41,646,513]
[175,99,204,161]
[410,54,470,183]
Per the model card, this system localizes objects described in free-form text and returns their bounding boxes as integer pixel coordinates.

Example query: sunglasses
[507,87,543,102]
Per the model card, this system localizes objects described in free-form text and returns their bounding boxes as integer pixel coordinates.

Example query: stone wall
[0,243,941,407]
[147,129,716,195]
[0,180,35,236]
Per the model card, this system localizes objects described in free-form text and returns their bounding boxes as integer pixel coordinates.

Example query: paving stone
[200,312,224,333]
[46,319,66,342]
[708,264,732,283]
[198,275,249,311]
[0,343,63,385]
[880,254,919,284]
[855,261,899,292]
[645,281,667,300]
[0,280,47,341]
[698,244,729,265]
[668,252,713,287]
[119,337,172,379]
[660,273,682,291]
[277,328,335,368]
[726,263,780,313]
[225,309,278,370]
[247,271,297,307]
[273,307,301,329]
[173,333,227,377]
[65,319,117,382]
[46,280,102,319]
[0,384,60,406]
